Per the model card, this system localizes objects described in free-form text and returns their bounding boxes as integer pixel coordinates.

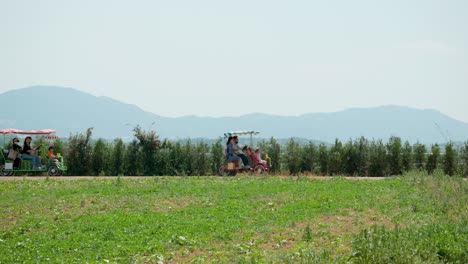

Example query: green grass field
[0,172,466,263]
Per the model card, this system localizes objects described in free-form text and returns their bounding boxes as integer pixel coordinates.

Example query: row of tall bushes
[56,128,468,176]
[281,136,467,176]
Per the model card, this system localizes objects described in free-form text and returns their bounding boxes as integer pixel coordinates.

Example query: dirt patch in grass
[309,209,395,235]
[0,212,20,231]
[168,249,212,263]
[256,232,298,251]
[152,198,196,213]
[249,209,395,253]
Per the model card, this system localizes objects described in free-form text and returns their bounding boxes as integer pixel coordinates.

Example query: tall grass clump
[350,222,467,263]
[350,171,467,263]
[403,170,467,219]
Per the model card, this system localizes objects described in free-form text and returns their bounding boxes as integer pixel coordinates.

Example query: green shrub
[443,142,457,176]
[342,139,357,176]
[110,138,126,176]
[91,138,110,176]
[386,136,403,175]
[328,139,343,175]
[194,142,210,175]
[133,126,160,175]
[413,142,427,170]
[355,136,370,176]
[210,138,224,175]
[402,140,413,172]
[285,139,302,175]
[368,140,387,177]
[318,143,329,175]
[462,142,468,177]
[300,142,317,173]
[124,140,140,175]
[66,128,93,175]
[426,144,441,174]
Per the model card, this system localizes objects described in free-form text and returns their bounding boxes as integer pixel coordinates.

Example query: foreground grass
[0,172,466,263]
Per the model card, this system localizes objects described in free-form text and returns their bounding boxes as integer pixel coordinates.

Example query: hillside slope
[1,86,467,143]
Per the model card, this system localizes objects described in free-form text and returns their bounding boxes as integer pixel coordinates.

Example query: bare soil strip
[0,176,388,181]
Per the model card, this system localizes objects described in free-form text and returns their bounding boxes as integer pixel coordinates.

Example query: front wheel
[48,165,60,176]
[254,164,266,175]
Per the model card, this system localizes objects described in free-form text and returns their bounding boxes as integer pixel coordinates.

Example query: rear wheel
[48,165,60,176]
[0,165,6,176]
[228,171,237,176]
[254,164,266,175]
[0,165,14,176]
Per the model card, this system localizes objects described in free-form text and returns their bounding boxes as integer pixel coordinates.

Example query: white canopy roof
[224,130,260,138]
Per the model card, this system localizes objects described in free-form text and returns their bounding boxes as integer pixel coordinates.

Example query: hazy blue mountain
[1,86,467,144]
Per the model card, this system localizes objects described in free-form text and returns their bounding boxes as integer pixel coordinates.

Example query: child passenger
[48,146,61,162]
[254,148,267,166]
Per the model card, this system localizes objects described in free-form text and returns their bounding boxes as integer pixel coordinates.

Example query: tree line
[280,136,467,177]
[59,128,468,177]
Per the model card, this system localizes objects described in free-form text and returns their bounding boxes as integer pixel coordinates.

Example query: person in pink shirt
[244,146,267,166]
[253,147,267,166]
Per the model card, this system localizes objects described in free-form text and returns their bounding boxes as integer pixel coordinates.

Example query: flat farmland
[0,173,466,263]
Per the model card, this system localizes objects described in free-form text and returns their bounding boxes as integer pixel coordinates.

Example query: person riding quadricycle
[1,128,67,176]
[218,131,271,176]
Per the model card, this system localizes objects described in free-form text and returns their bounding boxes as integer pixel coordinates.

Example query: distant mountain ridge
[1,86,467,143]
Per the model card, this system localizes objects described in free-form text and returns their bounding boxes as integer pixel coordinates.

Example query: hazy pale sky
[1,0,467,121]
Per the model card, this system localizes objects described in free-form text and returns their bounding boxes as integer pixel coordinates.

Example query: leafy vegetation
[66,128,93,176]
[427,144,441,174]
[5,127,467,177]
[0,172,466,263]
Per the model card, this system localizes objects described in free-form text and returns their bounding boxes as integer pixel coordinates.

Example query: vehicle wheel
[218,165,227,176]
[48,165,60,176]
[228,171,237,176]
[254,164,266,175]
[0,165,13,176]
[57,170,64,176]
[0,165,6,176]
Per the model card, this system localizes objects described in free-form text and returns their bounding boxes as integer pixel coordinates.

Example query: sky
[1,0,467,122]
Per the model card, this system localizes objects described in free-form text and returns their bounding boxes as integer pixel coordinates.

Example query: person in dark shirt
[233,136,250,168]
[21,136,43,170]
[9,138,22,169]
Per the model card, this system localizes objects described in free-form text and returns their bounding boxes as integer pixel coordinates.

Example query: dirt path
[0,175,389,181]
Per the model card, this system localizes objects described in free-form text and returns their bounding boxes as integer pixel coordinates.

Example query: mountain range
[1,86,467,144]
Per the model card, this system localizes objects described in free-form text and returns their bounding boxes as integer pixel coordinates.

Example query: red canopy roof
[0,128,57,135]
